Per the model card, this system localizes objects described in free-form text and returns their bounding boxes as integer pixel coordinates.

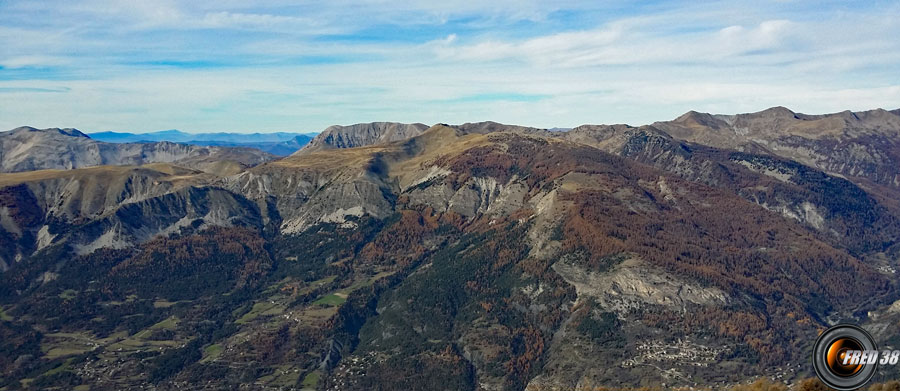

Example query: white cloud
[433,19,805,68]
[0,1,898,132]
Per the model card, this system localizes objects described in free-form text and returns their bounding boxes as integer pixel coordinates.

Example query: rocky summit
[1,108,900,390]
[296,122,429,154]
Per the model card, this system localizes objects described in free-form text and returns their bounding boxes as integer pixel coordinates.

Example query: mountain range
[1,107,900,390]
[0,126,278,175]
[89,129,318,156]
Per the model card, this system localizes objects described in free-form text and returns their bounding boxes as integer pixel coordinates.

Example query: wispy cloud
[0,1,899,132]
[198,11,324,31]
[0,55,72,69]
[0,86,70,93]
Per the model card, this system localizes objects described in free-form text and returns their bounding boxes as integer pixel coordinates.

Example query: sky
[1,0,899,133]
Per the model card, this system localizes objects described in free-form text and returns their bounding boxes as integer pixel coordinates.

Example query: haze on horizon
[1,0,899,134]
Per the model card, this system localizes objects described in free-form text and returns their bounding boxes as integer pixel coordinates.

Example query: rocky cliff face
[225,124,553,234]
[0,164,263,271]
[0,126,276,174]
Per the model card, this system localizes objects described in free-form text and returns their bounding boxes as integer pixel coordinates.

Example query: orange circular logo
[825,337,863,377]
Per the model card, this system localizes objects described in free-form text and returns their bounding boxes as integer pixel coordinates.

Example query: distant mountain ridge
[90,129,317,156]
[0,126,276,175]
[89,129,317,143]
[652,106,900,189]
[295,120,560,155]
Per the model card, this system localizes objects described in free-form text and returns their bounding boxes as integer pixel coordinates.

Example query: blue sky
[1,0,899,133]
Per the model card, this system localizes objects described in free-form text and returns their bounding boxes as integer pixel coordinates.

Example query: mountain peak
[296,122,429,155]
[10,126,90,138]
[674,110,706,121]
[58,128,90,138]
[671,110,728,130]
[756,106,796,118]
